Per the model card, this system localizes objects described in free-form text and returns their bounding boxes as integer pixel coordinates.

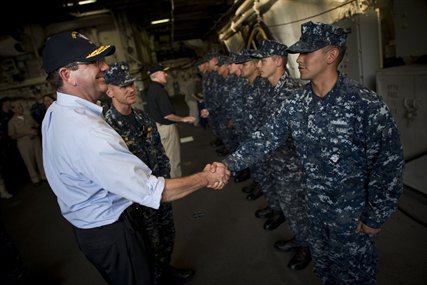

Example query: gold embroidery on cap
[86,45,111,58]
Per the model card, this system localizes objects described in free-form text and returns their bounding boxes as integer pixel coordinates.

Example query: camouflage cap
[287,21,349,54]
[233,49,259,64]
[105,61,135,87]
[195,57,208,66]
[252,39,288,58]
[218,55,233,66]
[203,51,220,62]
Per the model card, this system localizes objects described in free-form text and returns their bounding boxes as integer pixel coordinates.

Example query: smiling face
[59,59,110,103]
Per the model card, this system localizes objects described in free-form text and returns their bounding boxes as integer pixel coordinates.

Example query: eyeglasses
[64,59,105,70]
[76,59,105,68]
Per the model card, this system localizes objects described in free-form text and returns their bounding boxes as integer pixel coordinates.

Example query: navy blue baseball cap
[147,63,170,75]
[42,31,115,74]
[105,61,135,87]
[287,21,349,54]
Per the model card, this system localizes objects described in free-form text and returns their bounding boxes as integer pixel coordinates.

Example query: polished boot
[234,168,251,183]
[288,247,311,270]
[241,181,257,193]
[263,212,285,231]
[246,186,263,200]
[160,266,195,284]
[274,238,299,252]
[255,206,275,219]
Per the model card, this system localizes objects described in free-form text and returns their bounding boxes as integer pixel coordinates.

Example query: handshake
[202,162,230,189]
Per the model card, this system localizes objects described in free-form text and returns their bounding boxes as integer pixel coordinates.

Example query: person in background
[30,91,46,129]
[0,97,14,199]
[8,99,46,186]
[146,63,196,178]
[223,21,404,284]
[41,31,229,285]
[104,61,194,285]
[184,73,200,127]
[42,94,55,109]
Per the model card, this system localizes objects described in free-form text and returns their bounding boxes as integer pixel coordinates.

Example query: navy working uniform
[224,22,404,285]
[104,62,175,285]
[253,39,310,262]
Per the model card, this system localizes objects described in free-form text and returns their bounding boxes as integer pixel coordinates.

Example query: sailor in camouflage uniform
[234,50,275,204]
[215,55,239,153]
[225,52,247,143]
[104,62,195,285]
[253,39,311,269]
[202,53,223,148]
[224,22,404,284]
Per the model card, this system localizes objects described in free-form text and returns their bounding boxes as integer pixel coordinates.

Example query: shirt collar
[56,92,103,116]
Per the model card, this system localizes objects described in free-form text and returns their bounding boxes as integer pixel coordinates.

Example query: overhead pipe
[220,0,277,41]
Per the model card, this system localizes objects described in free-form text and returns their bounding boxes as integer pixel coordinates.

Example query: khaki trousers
[156,123,182,178]
[17,136,46,184]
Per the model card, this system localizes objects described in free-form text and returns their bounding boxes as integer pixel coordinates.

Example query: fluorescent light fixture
[70,8,110,17]
[78,0,97,5]
[151,18,170,25]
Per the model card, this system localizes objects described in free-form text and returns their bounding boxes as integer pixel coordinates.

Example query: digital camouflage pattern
[253,39,288,58]
[264,73,309,245]
[224,74,246,145]
[105,106,175,284]
[226,74,247,142]
[287,21,349,54]
[224,72,404,284]
[104,61,135,87]
[202,70,222,139]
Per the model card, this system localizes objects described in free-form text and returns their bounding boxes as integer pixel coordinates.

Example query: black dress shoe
[246,188,263,200]
[263,213,286,231]
[274,238,299,252]
[255,206,275,219]
[161,266,195,284]
[288,247,311,270]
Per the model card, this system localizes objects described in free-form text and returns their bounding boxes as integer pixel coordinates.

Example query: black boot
[241,181,257,193]
[263,212,286,231]
[288,247,311,270]
[254,206,275,219]
[160,265,195,284]
[246,186,263,200]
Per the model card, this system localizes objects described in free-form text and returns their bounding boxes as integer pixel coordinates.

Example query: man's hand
[182,116,196,123]
[203,162,230,189]
[356,222,381,235]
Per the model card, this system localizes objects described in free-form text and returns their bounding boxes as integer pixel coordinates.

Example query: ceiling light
[70,8,110,17]
[151,19,170,25]
[78,0,97,5]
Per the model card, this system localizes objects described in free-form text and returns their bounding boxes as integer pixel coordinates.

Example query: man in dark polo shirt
[146,63,196,178]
